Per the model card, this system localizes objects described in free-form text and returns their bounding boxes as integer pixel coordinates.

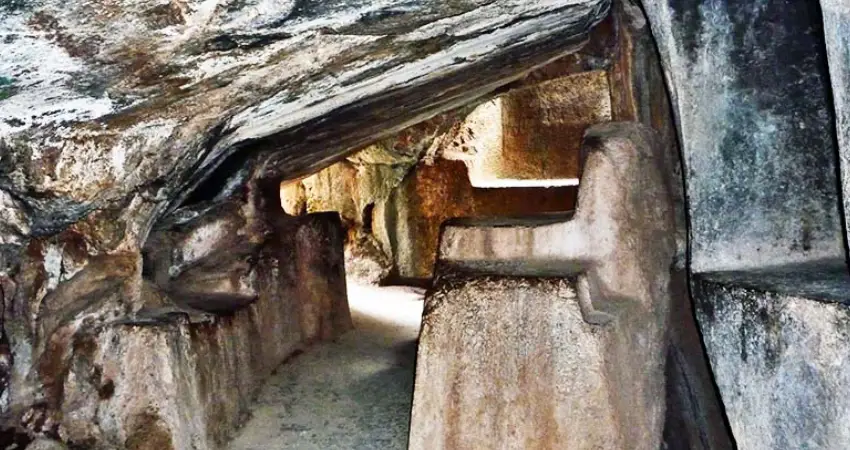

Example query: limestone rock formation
[641,1,850,448]
[410,275,660,450]
[15,210,350,449]
[642,0,843,272]
[0,0,612,249]
[5,0,850,448]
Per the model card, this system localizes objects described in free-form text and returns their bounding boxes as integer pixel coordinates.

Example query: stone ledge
[698,258,850,305]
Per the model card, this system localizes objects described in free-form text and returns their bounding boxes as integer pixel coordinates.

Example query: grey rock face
[642,0,844,272]
[0,0,612,244]
[821,0,850,248]
[25,438,68,450]
[693,271,850,450]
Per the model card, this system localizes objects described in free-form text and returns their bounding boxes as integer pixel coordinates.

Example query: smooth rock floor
[228,283,424,450]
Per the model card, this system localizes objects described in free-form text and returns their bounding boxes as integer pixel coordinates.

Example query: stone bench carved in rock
[409,122,677,450]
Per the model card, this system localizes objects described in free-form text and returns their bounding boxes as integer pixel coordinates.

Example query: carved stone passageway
[5,0,850,448]
[228,284,423,450]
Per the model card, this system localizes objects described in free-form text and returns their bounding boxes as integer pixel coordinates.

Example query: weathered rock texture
[642,2,850,448]
[466,70,612,186]
[0,0,611,250]
[410,122,677,449]
[279,109,476,284]
[281,104,583,284]
[0,1,614,445]
[821,0,850,247]
[6,210,350,449]
[642,0,844,272]
[410,275,662,450]
[605,3,729,448]
[382,159,576,282]
[693,269,850,450]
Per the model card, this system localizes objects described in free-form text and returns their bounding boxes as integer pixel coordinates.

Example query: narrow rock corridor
[227,284,425,450]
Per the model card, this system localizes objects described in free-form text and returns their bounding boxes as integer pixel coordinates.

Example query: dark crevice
[634,0,738,445]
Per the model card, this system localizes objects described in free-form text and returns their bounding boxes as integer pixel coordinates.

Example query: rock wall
[1,197,351,448]
[605,3,728,447]
[466,70,612,186]
[642,0,844,272]
[693,271,850,449]
[410,275,663,450]
[382,160,576,282]
[642,1,850,447]
[282,105,581,284]
[821,0,850,248]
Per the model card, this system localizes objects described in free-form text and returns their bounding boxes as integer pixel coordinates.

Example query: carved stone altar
[409,122,677,450]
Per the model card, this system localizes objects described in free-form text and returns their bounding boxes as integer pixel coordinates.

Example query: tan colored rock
[279,181,306,216]
[410,275,659,450]
[18,212,350,449]
[383,159,577,282]
[410,122,676,450]
[465,71,612,187]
